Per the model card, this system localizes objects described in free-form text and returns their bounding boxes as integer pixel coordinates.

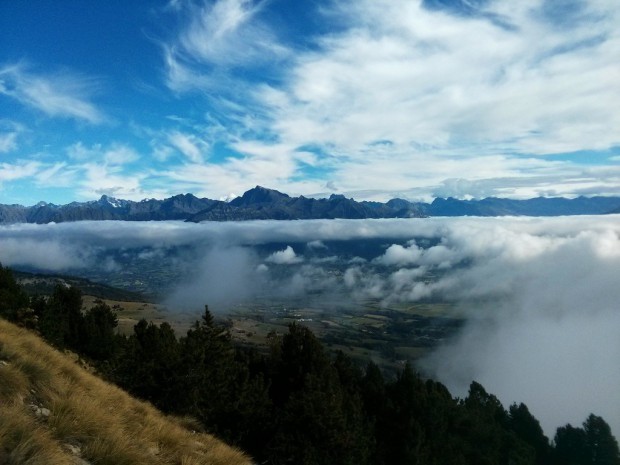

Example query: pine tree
[554,424,589,465]
[0,265,30,323]
[82,300,119,360]
[508,403,551,465]
[39,284,84,349]
[584,414,620,465]
[115,319,180,407]
[175,306,240,434]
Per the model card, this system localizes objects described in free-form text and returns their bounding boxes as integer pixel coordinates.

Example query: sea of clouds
[1,215,619,436]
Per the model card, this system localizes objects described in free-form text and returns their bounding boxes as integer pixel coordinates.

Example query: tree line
[1,264,618,465]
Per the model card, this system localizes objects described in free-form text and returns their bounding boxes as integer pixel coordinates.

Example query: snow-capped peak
[99,195,124,208]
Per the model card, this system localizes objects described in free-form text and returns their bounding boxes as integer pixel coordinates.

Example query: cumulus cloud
[307,240,327,249]
[265,245,303,264]
[374,242,423,266]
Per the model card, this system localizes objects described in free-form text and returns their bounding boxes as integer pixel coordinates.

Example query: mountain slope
[187,186,421,221]
[0,318,251,465]
[1,187,620,223]
[428,196,620,216]
[2,194,215,224]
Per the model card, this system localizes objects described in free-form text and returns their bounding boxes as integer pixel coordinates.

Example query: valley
[226,298,463,373]
[16,270,464,373]
[6,215,620,440]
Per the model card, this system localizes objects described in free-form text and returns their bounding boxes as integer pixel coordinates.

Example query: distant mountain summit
[229,185,290,206]
[0,193,215,224]
[186,186,407,222]
[0,187,619,224]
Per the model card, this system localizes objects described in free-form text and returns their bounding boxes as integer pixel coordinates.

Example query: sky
[1,215,620,435]
[1,0,619,206]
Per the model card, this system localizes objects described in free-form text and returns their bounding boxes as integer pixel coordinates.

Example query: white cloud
[165,245,264,309]
[58,142,147,199]
[307,240,327,249]
[6,0,615,204]
[0,160,41,183]
[0,121,24,154]
[160,0,620,200]
[168,131,206,163]
[375,243,423,266]
[389,267,428,295]
[78,163,146,200]
[67,142,94,161]
[181,0,265,63]
[34,162,77,188]
[165,0,290,92]
[0,237,93,271]
[275,0,619,153]
[265,245,303,264]
[0,63,104,123]
[158,140,302,199]
[67,142,139,166]
[104,145,140,166]
[0,132,18,153]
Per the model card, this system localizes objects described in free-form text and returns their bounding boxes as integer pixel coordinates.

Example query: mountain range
[1,186,619,224]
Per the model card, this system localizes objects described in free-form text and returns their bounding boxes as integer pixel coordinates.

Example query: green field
[225,297,463,373]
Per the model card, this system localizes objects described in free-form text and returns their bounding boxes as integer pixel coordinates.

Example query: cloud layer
[1,215,619,435]
[159,0,620,200]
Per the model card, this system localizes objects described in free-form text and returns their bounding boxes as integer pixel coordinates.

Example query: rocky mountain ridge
[0,193,216,224]
[1,186,619,224]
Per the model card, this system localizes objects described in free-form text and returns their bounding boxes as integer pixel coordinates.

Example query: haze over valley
[2,214,619,438]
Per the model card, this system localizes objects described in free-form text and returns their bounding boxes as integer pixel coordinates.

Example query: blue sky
[1,0,618,205]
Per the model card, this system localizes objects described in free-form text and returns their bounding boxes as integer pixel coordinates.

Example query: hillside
[0,318,251,465]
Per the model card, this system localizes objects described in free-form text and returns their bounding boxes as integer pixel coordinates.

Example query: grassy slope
[0,318,252,465]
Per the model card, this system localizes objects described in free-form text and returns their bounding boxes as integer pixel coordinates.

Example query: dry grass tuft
[0,318,252,465]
